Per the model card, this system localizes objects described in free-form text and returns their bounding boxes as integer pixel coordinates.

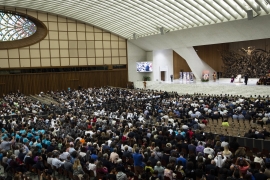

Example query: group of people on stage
[230,74,249,85]
[257,76,270,85]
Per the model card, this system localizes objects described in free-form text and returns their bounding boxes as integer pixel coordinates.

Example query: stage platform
[134,78,270,97]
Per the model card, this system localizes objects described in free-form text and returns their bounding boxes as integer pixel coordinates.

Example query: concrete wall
[153,49,173,82]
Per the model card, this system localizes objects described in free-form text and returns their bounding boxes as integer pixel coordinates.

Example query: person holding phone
[235,157,250,175]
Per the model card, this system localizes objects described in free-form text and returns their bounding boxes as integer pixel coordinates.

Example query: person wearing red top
[92,116,97,123]
[202,119,208,126]
[187,128,194,139]
[235,157,250,175]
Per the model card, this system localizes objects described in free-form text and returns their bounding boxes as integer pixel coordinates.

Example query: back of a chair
[73,175,80,180]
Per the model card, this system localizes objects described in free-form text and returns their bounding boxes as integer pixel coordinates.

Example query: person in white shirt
[214,153,227,168]
[47,153,54,166]
[52,154,64,168]
[59,150,70,160]
[203,144,215,156]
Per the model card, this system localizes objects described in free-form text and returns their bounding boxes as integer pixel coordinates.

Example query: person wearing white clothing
[214,154,227,168]
[52,155,64,168]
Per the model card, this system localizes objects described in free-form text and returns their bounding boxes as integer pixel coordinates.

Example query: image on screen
[136,62,153,72]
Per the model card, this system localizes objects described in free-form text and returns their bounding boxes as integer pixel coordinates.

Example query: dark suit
[244,75,248,85]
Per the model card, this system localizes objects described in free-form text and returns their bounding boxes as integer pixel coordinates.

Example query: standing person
[143,81,146,89]
[213,72,217,82]
[133,147,145,177]
[244,74,248,85]
[170,75,173,82]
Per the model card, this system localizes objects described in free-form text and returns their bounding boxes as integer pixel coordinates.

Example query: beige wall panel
[0,59,9,68]
[95,49,103,57]
[30,43,40,49]
[86,26,93,32]
[104,57,111,64]
[87,49,95,57]
[43,33,49,40]
[111,41,119,48]
[103,33,110,40]
[41,59,51,67]
[87,41,95,48]
[38,13,48,21]
[111,49,119,57]
[78,41,86,48]
[0,50,8,58]
[104,49,111,57]
[77,32,86,40]
[77,23,85,31]
[95,33,102,40]
[68,23,76,31]
[119,41,126,48]
[70,58,78,66]
[20,59,30,67]
[51,58,60,66]
[59,32,68,40]
[48,14,57,21]
[96,57,103,65]
[59,41,68,48]
[112,57,119,64]
[111,34,119,40]
[31,59,41,67]
[40,40,50,48]
[69,49,78,57]
[79,58,87,65]
[8,49,19,58]
[31,50,40,58]
[95,41,103,48]
[119,49,126,56]
[58,23,68,31]
[50,41,59,48]
[27,11,37,18]
[67,19,75,23]
[78,49,87,57]
[86,33,94,40]
[68,32,77,40]
[58,16,67,22]
[88,58,95,65]
[49,31,58,39]
[94,27,102,32]
[49,22,58,31]
[119,37,126,41]
[50,50,59,57]
[15,9,26,14]
[9,59,20,67]
[40,50,50,58]
[120,57,127,64]
[19,49,30,58]
[69,41,77,48]
[4,7,15,11]
[61,58,69,66]
[103,41,111,48]
[60,50,69,57]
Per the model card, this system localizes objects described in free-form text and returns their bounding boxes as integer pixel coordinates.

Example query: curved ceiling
[1,0,270,39]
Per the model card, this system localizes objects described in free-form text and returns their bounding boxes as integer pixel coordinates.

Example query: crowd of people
[0,87,270,180]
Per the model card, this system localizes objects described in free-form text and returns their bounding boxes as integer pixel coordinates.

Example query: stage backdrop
[192,39,270,78]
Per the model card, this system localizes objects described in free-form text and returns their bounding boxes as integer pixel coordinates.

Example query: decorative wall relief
[221,47,270,78]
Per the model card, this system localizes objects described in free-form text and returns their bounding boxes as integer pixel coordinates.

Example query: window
[0,12,37,41]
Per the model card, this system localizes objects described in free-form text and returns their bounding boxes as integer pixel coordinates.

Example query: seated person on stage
[234,74,242,83]
[231,75,235,83]
[257,76,263,85]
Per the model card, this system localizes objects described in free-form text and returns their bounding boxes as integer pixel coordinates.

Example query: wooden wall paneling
[194,43,229,72]
[229,38,270,52]
[173,51,191,79]
[0,70,128,95]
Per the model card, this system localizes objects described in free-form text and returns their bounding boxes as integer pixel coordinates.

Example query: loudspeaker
[246,10,253,20]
